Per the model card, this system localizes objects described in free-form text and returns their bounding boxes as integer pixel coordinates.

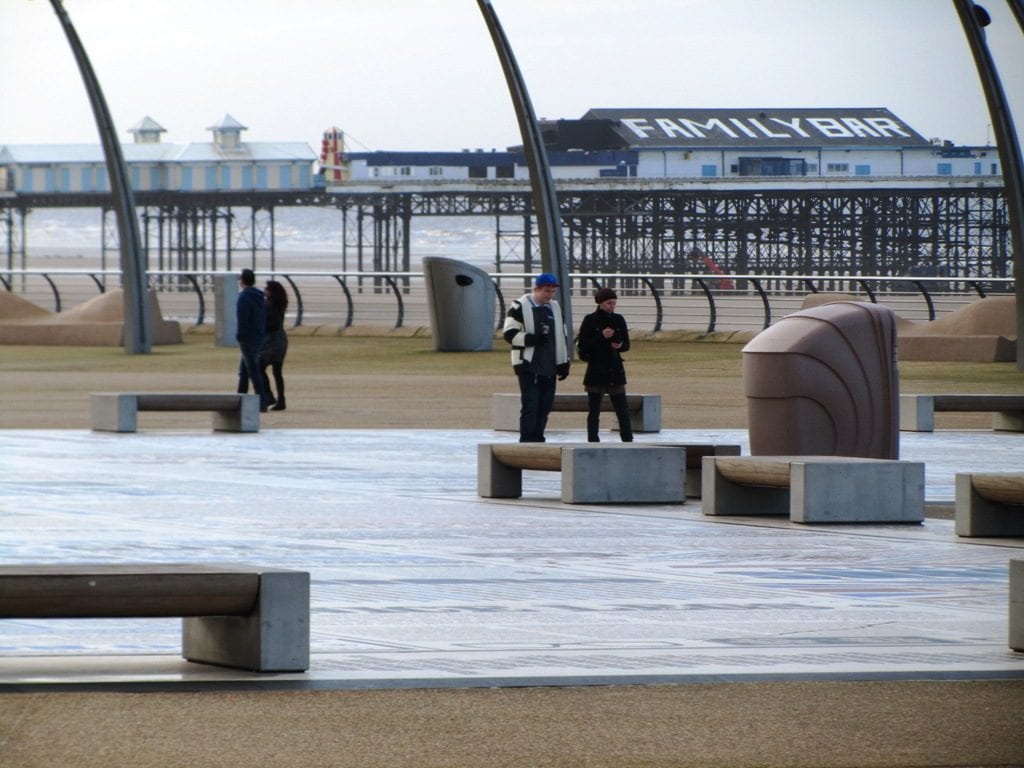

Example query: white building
[342,107,1002,182]
[0,114,316,194]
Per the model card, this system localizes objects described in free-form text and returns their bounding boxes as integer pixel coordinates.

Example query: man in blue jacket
[236,268,270,411]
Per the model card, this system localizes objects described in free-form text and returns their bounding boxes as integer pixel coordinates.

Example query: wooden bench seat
[491,393,661,433]
[479,442,684,503]
[91,392,260,433]
[702,455,925,523]
[0,564,309,672]
[899,394,1024,432]
[955,472,1024,537]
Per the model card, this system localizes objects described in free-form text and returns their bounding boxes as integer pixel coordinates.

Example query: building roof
[0,142,315,164]
[127,116,167,134]
[581,107,931,149]
[207,113,248,131]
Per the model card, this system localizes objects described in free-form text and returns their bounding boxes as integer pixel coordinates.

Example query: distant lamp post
[953,0,1024,370]
[49,0,151,353]
[476,0,573,349]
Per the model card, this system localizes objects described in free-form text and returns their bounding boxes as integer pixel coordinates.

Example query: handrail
[2,268,1015,336]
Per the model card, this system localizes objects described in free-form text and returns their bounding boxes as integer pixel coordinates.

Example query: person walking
[503,273,571,442]
[235,268,271,412]
[576,287,633,442]
[260,279,289,411]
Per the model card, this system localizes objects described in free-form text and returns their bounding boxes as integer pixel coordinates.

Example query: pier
[1,176,1013,280]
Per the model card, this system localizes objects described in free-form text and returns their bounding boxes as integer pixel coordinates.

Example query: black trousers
[587,389,633,442]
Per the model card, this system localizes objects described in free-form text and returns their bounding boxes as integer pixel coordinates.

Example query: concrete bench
[955,473,1024,537]
[1011,559,1024,652]
[702,455,925,523]
[491,393,661,433]
[91,392,260,433]
[899,394,1024,432]
[478,442,684,503]
[0,564,309,672]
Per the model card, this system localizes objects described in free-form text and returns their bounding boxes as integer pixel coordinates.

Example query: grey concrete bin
[423,257,496,351]
[742,301,899,459]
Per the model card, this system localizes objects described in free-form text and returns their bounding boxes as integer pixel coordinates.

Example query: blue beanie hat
[535,272,559,287]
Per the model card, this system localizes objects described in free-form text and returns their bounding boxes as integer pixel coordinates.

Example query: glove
[556,363,570,381]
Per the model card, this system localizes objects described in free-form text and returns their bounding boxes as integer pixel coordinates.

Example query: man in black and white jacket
[503,273,571,442]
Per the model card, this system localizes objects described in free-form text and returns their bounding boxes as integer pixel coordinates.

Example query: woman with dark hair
[260,280,289,411]
[576,287,633,442]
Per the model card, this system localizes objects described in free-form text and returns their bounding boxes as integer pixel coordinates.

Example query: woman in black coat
[259,280,289,411]
[576,287,633,442]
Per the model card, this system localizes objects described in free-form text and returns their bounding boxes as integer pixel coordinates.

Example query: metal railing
[1,268,1014,336]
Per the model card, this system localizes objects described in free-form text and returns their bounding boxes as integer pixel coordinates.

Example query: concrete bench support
[955,473,1024,537]
[702,455,925,523]
[0,565,309,672]
[1011,559,1024,652]
[492,393,661,433]
[478,443,684,503]
[677,443,742,498]
[91,393,260,433]
[899,394,1024,432]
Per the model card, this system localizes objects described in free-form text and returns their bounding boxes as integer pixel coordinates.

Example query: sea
[12,207,504,273]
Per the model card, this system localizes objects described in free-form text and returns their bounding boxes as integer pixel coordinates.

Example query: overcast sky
[2,0,1022,152]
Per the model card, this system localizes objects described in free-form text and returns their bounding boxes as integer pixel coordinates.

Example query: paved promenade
[1,427,1022,690]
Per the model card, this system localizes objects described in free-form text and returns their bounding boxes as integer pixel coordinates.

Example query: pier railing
[0,269,1014,336]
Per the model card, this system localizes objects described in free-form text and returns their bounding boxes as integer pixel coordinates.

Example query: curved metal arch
[331,275,355,329]
[49,0,150,353]
[278,275,303,327]
[477,0,572,352]
[691,278,717,335]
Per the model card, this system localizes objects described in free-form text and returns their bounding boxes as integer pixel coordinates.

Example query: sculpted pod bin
[423,256,496,351]
[743,301,899,459]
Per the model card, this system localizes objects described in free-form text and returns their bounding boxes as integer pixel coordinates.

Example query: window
[495,165,514,178]
[826,163,849,173]
[855,165,870,176]
[701,164,717,177]
[429,167,443,176]
[468,166,487,178]
[937,163,952,176]
[399,166,411,176]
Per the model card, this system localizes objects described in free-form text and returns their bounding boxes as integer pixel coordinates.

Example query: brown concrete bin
[742,301,899,459]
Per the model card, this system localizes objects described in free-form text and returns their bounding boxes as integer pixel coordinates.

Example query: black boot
[270,396,286,411]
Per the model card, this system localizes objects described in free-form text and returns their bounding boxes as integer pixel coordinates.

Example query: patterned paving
[1,428,1022,689]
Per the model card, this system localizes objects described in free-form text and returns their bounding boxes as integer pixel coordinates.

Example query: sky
[1,0,1022,153]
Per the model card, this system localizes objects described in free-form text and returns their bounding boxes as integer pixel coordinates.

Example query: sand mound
[899,295,1016,337]
[42,289,126,323]
[798,294,1017,362]
[0,289,182,346]
[0,291,53,320]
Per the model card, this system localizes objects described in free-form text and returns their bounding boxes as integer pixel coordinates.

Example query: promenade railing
[1,269,1014,336]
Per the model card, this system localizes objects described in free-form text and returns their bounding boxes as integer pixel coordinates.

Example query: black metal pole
[476,0,573,349]
[49,0,151,353]
[954,0,1024,369]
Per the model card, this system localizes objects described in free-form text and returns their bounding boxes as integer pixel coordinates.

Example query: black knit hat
[594,287,617,304]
